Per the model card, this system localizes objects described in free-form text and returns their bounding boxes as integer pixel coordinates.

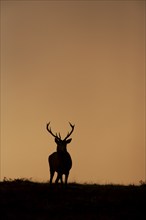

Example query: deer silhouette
[46,122,75,185]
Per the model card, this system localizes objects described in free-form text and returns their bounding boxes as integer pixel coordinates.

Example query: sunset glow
[1,0,145,184]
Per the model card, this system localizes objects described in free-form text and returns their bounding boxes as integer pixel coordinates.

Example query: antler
[64,122,75,140]
[46,122,61,140]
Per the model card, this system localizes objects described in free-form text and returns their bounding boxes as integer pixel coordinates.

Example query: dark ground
[0,179,146,220]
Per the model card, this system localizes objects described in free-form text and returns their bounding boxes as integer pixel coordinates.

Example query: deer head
[46,122,75,152]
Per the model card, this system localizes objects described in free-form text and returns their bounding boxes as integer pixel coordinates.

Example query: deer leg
[50,170,54,184]
[55,173,61,184]
[60,175,63,184]
[65,172,69,185]
[55,173,64,184]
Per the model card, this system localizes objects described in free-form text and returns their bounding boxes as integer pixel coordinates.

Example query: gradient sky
[1,0,145,184]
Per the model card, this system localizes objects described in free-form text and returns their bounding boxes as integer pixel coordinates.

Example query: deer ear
[55,138,59,144]
[66,138,72,144]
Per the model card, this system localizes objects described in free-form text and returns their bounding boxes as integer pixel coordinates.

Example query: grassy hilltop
[0,179,146,220]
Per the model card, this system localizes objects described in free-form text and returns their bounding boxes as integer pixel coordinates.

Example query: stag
[46,122,75,185]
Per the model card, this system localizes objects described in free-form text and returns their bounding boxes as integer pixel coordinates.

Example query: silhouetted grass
[0,179,146,219]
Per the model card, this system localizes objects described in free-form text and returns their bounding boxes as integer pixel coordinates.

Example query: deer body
[49,151,72,184]
[46,122,75,185]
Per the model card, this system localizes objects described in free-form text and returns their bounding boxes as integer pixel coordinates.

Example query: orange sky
[0,0,145,184]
